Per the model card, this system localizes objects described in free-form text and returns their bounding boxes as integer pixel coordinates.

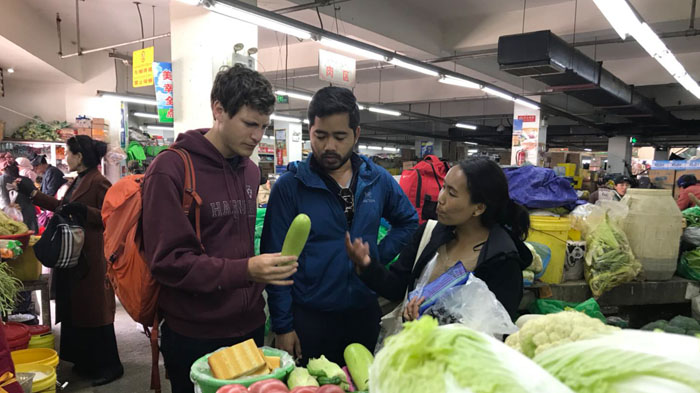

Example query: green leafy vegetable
[678,249,700,281]
[11,117,67,141]
[369,316,574,393]
[534,329,700,393]
[307,355,348,390]
[682,206,700,227]
[0,262,23,315]
[287,367,319,389]
[584,214,642,297]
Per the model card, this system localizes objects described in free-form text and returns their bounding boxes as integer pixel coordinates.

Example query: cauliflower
[507,311,618,358]
[524,242,544,273]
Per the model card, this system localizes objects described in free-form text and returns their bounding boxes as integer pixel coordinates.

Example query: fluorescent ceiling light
[6,68,14,74]
[456,123,477,130]
[176,0,201,5]
[303,119,310,125]
[592,0,640,39]
[271,114,302,123]
[468,149,479,153]
[368,107,401,116]
[383,147,399,152]
[133,112,159,119]
[358,145,368,149]
[514,98,540,110]
[98,91,157,106]
[358,104,367,110]
[262,135,273,140]
[206,2,312,40]
[147,125,174,131]
[367,146,383,151]
[463,141,478,145]
[275,90,313,102]
[439,75,481,89]
[584,148,592,152]
[482,86,514,101]
[318,37,386,61]
[389,58,438,77]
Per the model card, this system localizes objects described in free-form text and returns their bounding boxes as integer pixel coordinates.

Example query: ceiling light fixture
[592,0,640,39]
[206,2,312,40]
[303,119,310,125]
[368,107,401,116]
[455,123,477,130]
[271,114,302,123]
[438,75,481,89]
[367,145,383,151]
[468,149,479,153]
[176,0,201,5]
[463,141,478,145]
[389,58,439,77]
[318,37,386,61]
[482,86,514,101]
[383,147,399,152]
[133,112,160,119]
[514,98,540,110]
[147,125,174,131]
[358,145,368,149]
[358,104,367,110]
[6,68,14,74]
[584,148,592,152]
[275,90,313,102]
[98,91,157,106]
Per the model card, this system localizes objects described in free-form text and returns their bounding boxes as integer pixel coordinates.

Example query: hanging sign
[133,46,154,87]
[318,49,356,87]
[153,62,174,123]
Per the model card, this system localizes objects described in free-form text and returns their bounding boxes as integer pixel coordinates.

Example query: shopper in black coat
[347,157,532,320]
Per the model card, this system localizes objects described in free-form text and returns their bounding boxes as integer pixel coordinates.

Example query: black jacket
[40,165,67,197]
[360,222,532,320]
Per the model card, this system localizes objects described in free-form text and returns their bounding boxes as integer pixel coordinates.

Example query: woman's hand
[345,232,371,275]
[403,296,426,322]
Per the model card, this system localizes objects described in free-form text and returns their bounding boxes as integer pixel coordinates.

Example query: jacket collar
[67,168,100,202]
[293,153,379,190]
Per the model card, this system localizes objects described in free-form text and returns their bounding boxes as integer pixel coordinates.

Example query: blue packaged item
[408,261,471,315]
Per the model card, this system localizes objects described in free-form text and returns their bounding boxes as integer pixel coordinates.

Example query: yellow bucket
[7,236,42,281]
[527,216,571,284]
[11,348,59,369]
[28,333,55,350]
[15,364,56,393]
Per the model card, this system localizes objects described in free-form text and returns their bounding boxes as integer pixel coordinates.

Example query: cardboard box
[91,118,106,126]
[77,128,92,137]
[546,152,567,168]
[58,128,76,140]
[0,121,4,140]
[649,169,676,190]
[403,161,417,170]
[91,127,106,141]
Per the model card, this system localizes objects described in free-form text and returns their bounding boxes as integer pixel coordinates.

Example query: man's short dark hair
[210,64,275,118]
[307,86,360,133]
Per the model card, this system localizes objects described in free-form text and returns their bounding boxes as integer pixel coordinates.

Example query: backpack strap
[413,169,422,208]
[426,160,443,189]
[167,148,203,243]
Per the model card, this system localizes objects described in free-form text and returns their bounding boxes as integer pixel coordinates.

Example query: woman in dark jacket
[347,157,531,320]
[17,136,123,386]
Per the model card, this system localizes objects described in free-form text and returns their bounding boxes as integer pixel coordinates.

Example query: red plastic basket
[0,231,35,250]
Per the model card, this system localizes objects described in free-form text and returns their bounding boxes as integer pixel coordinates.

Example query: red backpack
[399,155,449,225]
[101,148,202,393]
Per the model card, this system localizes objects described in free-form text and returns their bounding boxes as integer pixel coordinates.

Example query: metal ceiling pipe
[56,13,63,56]
[691,0,697,30]
[76,0,82,56]
[274,0,351,15]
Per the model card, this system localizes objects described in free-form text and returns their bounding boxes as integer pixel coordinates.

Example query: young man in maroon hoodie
[142,64,298,393]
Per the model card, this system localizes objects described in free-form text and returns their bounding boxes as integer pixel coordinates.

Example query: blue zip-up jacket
[261,153,418,334]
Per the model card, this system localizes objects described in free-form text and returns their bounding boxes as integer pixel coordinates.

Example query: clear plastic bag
[682,227,700,247]
[104,147,128,166]
[425,275,518,337]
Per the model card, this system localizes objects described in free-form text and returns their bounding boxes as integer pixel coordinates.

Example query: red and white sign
[517,115,536,123]
[318,49,356,87]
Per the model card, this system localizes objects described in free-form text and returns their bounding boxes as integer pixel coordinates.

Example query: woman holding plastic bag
[0,162,38,233]
[347,157,532,325]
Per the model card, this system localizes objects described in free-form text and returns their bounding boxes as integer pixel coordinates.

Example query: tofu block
[207,339,266,380]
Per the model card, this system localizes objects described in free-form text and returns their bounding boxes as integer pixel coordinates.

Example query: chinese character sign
[318,49,356,87]
[133,47,154,87]
[153,62,174,123]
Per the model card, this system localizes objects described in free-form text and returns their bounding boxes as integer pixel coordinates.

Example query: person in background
[0,163,39,233]
[17,136,123,386]
[676,174,700,210]
[16,157,37,182]
[347,157,532,321]
[262,86,418,365]
[589,175,631,204]
[141,64,297,393]
[29,154,66,197]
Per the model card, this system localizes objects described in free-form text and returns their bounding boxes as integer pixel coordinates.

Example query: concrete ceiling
[0,36,76,83]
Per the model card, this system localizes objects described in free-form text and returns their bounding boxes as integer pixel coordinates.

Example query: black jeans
[160,322,264,393]
[292,301,381,367]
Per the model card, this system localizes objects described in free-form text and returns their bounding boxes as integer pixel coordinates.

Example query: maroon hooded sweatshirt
[142,129,263,339]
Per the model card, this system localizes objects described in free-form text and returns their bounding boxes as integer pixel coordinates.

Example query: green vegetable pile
[0,262,23,315]
[641,315,700,337]
[682,206,700,227]
[534,329,700,393]
[584,214,642,297]
[307,355,350,391]
[369,316,574,393]
[11,116,68,141]
[0,211,29,236]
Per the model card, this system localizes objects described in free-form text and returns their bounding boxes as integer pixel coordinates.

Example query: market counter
[528,276,699,306]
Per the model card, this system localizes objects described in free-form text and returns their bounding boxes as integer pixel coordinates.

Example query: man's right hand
[276,331,302,360]
[247,253,298,286]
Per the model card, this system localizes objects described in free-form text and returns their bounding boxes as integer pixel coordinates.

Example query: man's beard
[314,148,353,171]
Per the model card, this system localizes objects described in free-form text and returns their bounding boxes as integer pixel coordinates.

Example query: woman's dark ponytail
[506,199,531,241]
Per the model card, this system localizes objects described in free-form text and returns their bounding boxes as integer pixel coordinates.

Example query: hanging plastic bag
[425,275,518,337]
[104,147,128,166]
[3,191,23,223]
[528,297,607,323]
[677,248,700,281]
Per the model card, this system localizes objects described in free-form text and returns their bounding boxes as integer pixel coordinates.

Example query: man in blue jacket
[261,86,417,365]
